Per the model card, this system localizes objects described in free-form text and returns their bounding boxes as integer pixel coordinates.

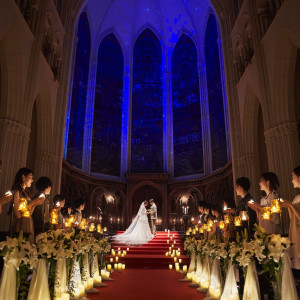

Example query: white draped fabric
[196,254,203,277]
[199,255,211,289]
[0,261,17,300]
[281,252,299,300]
[28,259,50,300]
[54,258,67,298]
[188,252,197,273]
[220,260,240,300]
[114,202,153,245]
[242,262,260,300]
[206,257,223,299]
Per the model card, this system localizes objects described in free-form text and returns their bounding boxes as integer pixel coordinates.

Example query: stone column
[198,59,212,175]
[82,59,98,173]
[63,36,78,159]
[217,37,232,161]
[0,119,31,231]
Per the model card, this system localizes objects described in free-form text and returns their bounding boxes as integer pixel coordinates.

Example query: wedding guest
[248,172,281,234]
[0,160,13,215]
[223,200,236,241]
[53,194,66,229]
[10,168,45,241]
[210,205,222,238]
[235,177,257,237]
[281,165,300,270]
[32,177,52,235]
[73,198,85,226]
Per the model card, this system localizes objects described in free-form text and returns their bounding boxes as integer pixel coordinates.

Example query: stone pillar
[63,36,78,159]
[0,119,31,231]
[82,59,98,173]
[120,67,131,178]
[217,37,232,161]
[198,59,212,175]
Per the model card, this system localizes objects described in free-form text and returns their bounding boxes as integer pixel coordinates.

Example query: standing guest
[0,160,13,215]
[248,172,281,234]
[235,177,257,237]
[73,198,85,227]
[32,177,52,235]
[53,195,66,229]
[10,168,45,241]
[281,166,300,270]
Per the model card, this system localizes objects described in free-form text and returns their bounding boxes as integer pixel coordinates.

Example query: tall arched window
[205,14,228,170]
[172,34,203,177]
[66,12,91,168]
[131,29,163,172]
[91,33,124,176]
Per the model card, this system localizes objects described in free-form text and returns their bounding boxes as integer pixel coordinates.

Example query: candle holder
[208,220,213,227]
[79,218,87,229]
[234,216,242,227]
[219,221,225,229]
[50,209,58,224]
[240,211,249,221]
[89,223,95,232]
[69,215,75,223]
[271,199,281,214]
[18,198,27,211]
[199,227,204,234]
[262,207,272,220]
[224,214,230,224]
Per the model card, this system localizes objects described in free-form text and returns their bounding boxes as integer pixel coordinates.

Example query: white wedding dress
[114,203,153,245]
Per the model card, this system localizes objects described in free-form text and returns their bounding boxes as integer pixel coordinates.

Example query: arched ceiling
[83,0,214,57]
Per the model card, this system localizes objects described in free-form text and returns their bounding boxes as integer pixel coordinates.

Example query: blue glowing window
[91,33,124,176]
[66,12,90,169]
[131,29,163,173]
[205,14,228,170]
[172,34,203,177]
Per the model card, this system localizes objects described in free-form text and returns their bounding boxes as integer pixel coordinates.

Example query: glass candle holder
[224,214,230,224]
[89,223,95,232]
[240,211,249,221]
[69,215,75,223]
[271,199,281,214]
[262,206,272,220]
[208,219,213,227]
[50,209,58,224]
[18,198,27,211]
[219,221,225,229]
[234,216,242,226]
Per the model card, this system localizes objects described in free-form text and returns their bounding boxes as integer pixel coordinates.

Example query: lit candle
[271,199,281,213]
[110,258,113,263]
[94,275,102,284]
[118,263,122,272]
[168,230,170,237]
[169,264,173,270]
[167,240,169,244]
[234,216,242,227]
[262,207,272,220]
[224,214,230,224]
[165,252,169,256]
[240,211,249,221]
[115,256,118,262]
[219,221,225,229]
[179,259,182,263]
[127,248,129,251]
[174,257,177,262]
[186,273,192,280]
[122,264,125,270]
[111,250,116,256]
[176,252,180,257]
[175,265,180,272]
[183,265,187,273]
[118,247,121,251]
[107,264,112,272]
[86,278,94,290]
[114,263,118,270]
[118,251,121,256]
[62,293,70,300]
[121,254,124,257]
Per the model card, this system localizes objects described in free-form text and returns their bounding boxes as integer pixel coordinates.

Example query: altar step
[107,231,189,269]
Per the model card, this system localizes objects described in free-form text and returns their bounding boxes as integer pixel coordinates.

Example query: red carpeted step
[108,231,190,269]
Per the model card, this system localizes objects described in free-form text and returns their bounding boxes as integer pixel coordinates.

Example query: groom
[148,199,157,237]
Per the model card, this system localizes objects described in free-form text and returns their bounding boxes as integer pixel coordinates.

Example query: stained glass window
[205,14,228,170]
[66,12,91,169]
[91,34,124,176]
[172,34,203,177]
[131,29,163,173]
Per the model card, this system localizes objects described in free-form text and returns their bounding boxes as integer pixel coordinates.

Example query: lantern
[79,218,87,229]
[18,198,27,211]
[224,214,230,224]
[219,221,225,229]
[69,215,75,223]
[262,207,272,220]
[50,209,58,224]
[89,222,95,232]
[234,216,242,227]
[23,209,30,218]
[271,199,281,214]
[240,211,249,221]
[208,219,213,227]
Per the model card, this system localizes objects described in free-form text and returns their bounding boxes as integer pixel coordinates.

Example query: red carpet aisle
[107,231,189,268]
[87,268,206,300]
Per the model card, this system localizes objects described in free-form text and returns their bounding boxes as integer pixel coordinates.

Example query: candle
[219,221,225,229]
[169,247,171,251]
[86,278,94,290]
[115,256,119,262]
[262,207,272,220]
[224,214,230,224]
[122,264,125,270]
[179,259,182,263]
[118,251,121,256]
[94,275,102,284]
[175,265,180,272]
[18,198,27,211]
[69,214,75,223]
[170,237,173,240]
[176,252,180,257]
[234,216,242,226]
[118,263,122,271]
[169,264,173,270]
[208,219,213,227]
[186,273,192,280]
[168,230,170,236]
[165,252,169,256]
[240,211,249,221]
[62,293,70,300]
[174,241,176,244]
[110,258,113,263]
[107,264,112,272]
[118,247,121,251]
[271,199,282,213]
[111,250,116,256]
[114,263,118,270]
[174,257,177,262]
[167,240,169,244]
[121,254,124,257]
[192,274,199,284]
[171,245,174,248]
[127,248,129,251]
[50,209,58,224]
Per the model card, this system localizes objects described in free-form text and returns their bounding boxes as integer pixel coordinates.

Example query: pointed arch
[205,13,228,170]
[91,33,124,176]
[131,28,163,172]
[172,34,203,177]
[66,11,91,169]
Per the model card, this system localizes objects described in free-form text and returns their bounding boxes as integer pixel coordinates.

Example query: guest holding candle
[10,168,45,241]
[73,198,86,227]
[0,160,13,215]
[248,172,281,234]
[53,194,66,229]
[281,165,300,270]
[235,177,257,237]
[32,177,52,235]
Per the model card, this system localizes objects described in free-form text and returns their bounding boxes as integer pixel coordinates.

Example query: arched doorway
[131,185,162,230]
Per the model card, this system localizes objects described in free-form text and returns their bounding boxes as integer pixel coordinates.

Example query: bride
[114,200,153,245]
